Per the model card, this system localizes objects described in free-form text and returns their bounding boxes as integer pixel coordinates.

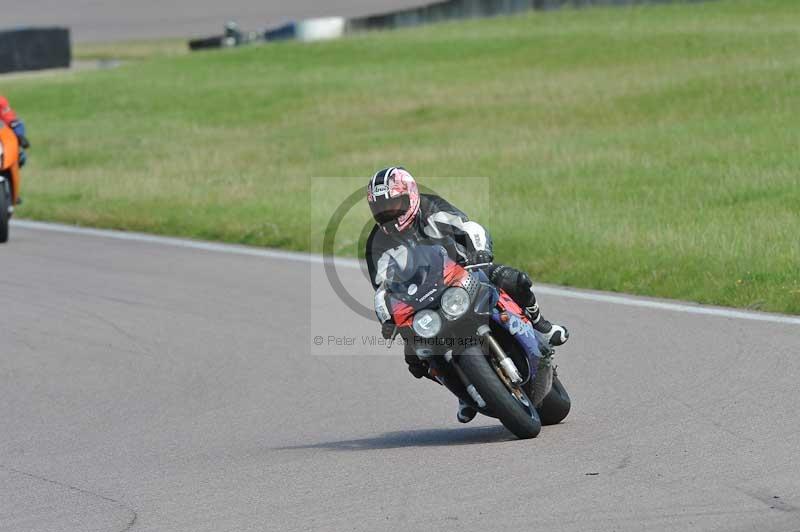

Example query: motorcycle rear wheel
[536,375,571,426]
[458,346,541,439]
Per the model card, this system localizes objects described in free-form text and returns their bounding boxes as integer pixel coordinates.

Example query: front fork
[477,328,536,414]
[439,327,535,416]
[440,350,487,408]
[477,324,523,385]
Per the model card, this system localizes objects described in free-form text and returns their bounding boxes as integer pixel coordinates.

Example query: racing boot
[457,399,477,424]
[526,301,569,348]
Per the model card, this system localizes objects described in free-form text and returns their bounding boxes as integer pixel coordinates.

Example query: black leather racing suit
[365,194,540,377]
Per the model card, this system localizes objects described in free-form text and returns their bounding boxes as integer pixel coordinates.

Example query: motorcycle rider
[0,95,29,170]
[365,166,568,424]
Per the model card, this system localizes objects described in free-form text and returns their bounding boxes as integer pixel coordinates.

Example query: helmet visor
[370,194,410,226]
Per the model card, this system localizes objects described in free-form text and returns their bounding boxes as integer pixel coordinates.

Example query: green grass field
[3,0,799,314]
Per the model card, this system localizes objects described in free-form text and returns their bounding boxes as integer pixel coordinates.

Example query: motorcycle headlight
[412,310,442,338]
[441,287,470,319]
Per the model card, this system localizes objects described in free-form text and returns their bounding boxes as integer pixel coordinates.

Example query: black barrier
[187,0,706,51]
[189,23,296,52]
[264,23,297,42]
[188,36,225,51]
[348,0,533,30]
[0,27,71,74]
[348,0,705,30]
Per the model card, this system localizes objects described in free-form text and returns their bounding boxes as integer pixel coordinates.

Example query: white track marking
[13,219,361,267]
[12,219,800,326]
[533,286,800,325]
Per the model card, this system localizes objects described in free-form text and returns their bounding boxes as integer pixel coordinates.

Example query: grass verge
[3,0,799,313]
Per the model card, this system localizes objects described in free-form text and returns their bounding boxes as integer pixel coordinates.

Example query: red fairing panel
[496,290,531,324]
[443,258,469,287]
[390,299,415,327]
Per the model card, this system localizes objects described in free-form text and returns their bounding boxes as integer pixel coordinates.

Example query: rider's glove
[467,250,493,266]
[381,321,397,340]
[18,135,30,149]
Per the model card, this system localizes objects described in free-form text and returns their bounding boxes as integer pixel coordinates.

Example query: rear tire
[0,185,9,243]
[458,346,541,439]
[537,375,571,426]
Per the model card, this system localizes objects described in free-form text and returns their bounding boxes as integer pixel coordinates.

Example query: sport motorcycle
[376,242,571,439]
[0,121,22,243]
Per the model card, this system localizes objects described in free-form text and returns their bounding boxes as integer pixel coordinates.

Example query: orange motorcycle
[0,122,21,243]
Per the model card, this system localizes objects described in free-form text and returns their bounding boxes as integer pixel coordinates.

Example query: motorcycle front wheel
[0,182,9,243]
[458,346,541,439]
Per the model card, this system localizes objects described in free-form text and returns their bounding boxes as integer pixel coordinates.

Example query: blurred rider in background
[365,166,569,424]
[0,95,30,169]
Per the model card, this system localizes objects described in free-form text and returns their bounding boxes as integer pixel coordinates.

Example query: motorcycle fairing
[386,245,473,325]
[491,290,542,382]
[0,124,20,205]
[389,299,415,327]
[443,257,470,287]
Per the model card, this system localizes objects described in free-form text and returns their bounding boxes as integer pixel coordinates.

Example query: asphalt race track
[4,2,800,530]
[2,221,800,532]
[0,0,433,42]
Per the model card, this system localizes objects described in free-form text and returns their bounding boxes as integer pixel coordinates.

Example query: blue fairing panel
[491,307,542,382]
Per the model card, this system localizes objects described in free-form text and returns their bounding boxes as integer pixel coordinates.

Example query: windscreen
[385,244,446,298]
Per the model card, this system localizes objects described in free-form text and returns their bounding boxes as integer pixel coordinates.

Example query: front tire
[0,184,9,243]
[457,346,541,439]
